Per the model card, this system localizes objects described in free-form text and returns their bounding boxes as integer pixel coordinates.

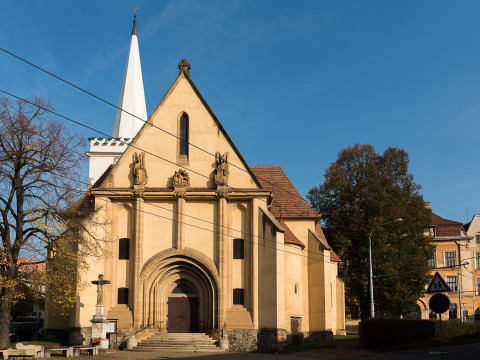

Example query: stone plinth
[90,305,109,349]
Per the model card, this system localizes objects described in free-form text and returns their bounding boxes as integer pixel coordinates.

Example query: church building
[45,15,345,351]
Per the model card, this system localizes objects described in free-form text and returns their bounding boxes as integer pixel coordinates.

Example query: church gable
[102,70,260,191]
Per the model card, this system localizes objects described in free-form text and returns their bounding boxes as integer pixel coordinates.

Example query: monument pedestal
[91,305,109,349]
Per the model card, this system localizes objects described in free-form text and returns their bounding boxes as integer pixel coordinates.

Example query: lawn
[334,334,359,342]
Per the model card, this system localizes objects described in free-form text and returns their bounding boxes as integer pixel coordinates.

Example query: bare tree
[0,96,87,347]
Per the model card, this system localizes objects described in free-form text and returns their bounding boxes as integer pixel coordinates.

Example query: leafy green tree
[307,144,433,319]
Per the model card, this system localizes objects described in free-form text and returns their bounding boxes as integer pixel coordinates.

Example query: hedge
[359,319,435,348]
[435,320,478,339]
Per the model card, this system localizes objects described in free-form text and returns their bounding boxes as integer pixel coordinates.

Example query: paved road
[340,342,480,360]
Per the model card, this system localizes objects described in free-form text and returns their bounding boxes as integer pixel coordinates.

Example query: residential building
[417,203,474,320]
[464,214,480,320]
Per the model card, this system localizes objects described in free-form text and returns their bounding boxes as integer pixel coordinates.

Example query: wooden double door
[167,297,199,332]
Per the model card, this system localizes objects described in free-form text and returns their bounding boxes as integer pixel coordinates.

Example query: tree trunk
[0,291,12,348]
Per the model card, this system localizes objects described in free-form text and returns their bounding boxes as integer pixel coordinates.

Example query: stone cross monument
[92,274,111,305]
[90,274,111,349]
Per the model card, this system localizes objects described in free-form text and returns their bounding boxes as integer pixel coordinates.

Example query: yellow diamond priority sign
[426,272,451,294]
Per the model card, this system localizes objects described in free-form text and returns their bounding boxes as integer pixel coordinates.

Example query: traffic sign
[429,293,450,314]
[426,272,451,294]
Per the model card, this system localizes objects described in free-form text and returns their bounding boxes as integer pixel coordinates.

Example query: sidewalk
[73,340,375,360]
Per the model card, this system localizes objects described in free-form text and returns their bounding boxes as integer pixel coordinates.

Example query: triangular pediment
[100,72,261,190]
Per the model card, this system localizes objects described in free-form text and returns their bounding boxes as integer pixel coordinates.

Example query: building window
[179,114,189,156]
[233,238,245,259]
[119,238,130,260]
[476,253,480,269]
[233,288,244,305]
[477,279,480,295]
[449,303,457,319]
[476,235,480,245]
[294,284,299,294]
[475,307,480,321]
[428,256,435,268]
[446,276,457,292]
[118,288,129,305]
[445,252,456,267]
[429,309,437,319]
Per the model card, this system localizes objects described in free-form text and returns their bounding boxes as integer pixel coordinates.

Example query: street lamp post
[369,218,403,319]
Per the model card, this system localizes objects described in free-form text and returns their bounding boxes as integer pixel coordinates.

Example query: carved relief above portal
[215,151,229,197]
[133,152,148,186]
[173,169,190,197]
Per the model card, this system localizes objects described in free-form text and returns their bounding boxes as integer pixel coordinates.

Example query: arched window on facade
[179,113,189,156]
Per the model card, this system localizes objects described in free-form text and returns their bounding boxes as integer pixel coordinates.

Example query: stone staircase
[132,332,222,352]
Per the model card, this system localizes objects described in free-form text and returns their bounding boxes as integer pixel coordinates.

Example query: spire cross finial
[134,5,138,14]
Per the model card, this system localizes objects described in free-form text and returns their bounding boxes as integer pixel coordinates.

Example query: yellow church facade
[45,18,345,351]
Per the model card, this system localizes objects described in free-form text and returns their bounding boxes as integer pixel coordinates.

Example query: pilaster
[132,196,144,328]
[218,197,228,329]
[176,197,186,249]
[251,199,259,328]
[275,231,285,329]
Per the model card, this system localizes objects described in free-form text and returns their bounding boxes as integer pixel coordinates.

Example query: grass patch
[334,334,359,342]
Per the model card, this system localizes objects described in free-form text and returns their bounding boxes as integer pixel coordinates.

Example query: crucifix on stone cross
[92,274,111,305]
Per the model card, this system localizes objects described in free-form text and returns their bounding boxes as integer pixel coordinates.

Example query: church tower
[87,13,147,185]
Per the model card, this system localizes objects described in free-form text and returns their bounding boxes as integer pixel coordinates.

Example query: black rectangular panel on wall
[118,287,129,304]
[233,238,244,259]
[233,288,244,305]
[119,238,130,260]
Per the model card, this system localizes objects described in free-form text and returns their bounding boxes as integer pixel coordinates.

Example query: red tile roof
[66,193,94,216]
[66,165,115,216]
[250,165,319,218]
[430,212,466,237]
[279,221,305,249]
[315,223,340,262]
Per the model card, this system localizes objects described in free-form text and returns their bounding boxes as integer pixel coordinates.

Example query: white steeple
[112,14,147,139]
[87,14,147,186]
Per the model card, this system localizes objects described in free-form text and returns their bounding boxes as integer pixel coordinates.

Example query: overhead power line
[0,46,309,207]
[0,88,334,263]
[27,174,336,264]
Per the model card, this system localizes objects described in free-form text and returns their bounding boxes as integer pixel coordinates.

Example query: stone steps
[132,332,222,353]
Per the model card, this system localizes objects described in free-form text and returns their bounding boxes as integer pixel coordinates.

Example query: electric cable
[0,46,310,207]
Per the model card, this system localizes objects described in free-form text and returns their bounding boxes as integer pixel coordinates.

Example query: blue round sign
[429,293,450,314]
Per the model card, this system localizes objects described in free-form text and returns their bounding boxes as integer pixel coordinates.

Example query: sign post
[427,272,451,360]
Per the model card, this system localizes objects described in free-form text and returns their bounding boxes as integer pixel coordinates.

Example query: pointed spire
[132,14,137,36]
[112,11,147,139]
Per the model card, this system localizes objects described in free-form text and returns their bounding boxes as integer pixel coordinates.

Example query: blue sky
[1,1,479,223]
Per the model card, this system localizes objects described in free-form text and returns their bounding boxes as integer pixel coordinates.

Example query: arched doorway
[168,283,199,332]
[137,248,220,333]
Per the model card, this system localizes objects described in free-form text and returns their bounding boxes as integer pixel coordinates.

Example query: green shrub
[435,320,478,339]
[359,319,435,348]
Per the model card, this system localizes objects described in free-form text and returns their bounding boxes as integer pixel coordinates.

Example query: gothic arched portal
[136,248,220,333]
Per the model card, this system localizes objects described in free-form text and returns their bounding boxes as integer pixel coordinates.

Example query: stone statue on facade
[215,152,229,197]
[173,169,190,197]
[214,152,229,186]
[133,152,148,186]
